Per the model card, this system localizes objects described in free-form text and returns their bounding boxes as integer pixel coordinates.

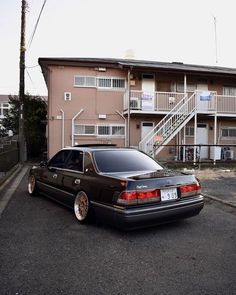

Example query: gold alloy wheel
[74,192,89,221]
[28,175,36,195]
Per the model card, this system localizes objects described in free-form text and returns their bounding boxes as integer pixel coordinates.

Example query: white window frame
[97,124,125,137]
[0,102,10,118]
[185,126,195,137]
[223,86,236,96]
[97,77,126,90]
[74,75,126,90]
[74,76,96,88]
[221,127,236,139]
[74,124,125,137]
[174,82,197,93]
[74,124,96,136]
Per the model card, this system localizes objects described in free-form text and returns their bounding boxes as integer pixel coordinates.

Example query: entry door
[196,123,208,159]
[141,122,154,140]
[142,74,155,111]
[197,83,209,111]
[141,122,154,154]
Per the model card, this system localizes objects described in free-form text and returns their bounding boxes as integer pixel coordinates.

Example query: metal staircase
[139,92,197,156]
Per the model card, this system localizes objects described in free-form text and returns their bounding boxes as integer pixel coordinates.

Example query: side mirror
[39,161,47,167]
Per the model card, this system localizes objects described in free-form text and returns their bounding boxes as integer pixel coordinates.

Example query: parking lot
[194,168,236,207]
[0,168,235,295]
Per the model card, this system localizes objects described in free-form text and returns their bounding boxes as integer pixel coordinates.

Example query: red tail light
[180,183,201,197]
[118,191,137,204]
[118,189,161,205]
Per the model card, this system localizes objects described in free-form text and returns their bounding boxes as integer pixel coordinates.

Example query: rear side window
[93,150,162,173]
[65,150,84,172]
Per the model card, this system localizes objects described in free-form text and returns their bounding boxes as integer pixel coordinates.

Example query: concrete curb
[203,193,236,209]
[0,165,29,218]
[0,164,23,191]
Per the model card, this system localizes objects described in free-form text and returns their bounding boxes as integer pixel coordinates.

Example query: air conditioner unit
[224,150,234,160]
[64,92,72,101]
[222,147,234,160]
[130,97,141,109]
[169,96,176,104]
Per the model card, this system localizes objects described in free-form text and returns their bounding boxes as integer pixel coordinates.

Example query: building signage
[199,91,212,101]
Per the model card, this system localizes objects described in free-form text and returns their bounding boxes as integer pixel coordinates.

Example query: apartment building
[39,57,236,161]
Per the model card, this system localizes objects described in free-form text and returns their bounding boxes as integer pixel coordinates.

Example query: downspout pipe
[184,74,187,94]
[194,112,197,165]
[71,109,84,146]
[214,113,217,165]
[127,69,131,147]
[60,109,65,148]
[116,110,126,147]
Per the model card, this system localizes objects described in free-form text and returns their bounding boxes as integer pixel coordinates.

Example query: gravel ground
[186,168,236,206]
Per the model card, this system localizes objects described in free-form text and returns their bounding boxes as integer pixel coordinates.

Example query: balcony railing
[123,91,236,114]
[216,95,236,113]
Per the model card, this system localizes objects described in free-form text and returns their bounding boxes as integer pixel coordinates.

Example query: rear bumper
[92,195,204,229]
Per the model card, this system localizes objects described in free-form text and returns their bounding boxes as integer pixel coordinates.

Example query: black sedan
[28,145,204,229]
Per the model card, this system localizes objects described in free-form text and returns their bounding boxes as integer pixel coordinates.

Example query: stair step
[141,93,196,156]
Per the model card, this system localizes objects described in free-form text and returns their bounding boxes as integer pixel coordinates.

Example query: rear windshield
[93,149,163,173]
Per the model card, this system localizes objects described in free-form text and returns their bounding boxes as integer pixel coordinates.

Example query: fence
[0,135,19,172]
[155,143,236,167]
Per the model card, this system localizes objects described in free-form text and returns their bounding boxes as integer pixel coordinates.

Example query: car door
[61,150,85,207]
[39,149,71,200]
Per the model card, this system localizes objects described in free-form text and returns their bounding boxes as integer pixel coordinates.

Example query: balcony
[123,91,236,116]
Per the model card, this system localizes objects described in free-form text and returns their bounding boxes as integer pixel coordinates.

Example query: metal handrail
[139,92,196,155]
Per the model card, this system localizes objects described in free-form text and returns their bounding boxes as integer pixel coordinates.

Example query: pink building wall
[41,60,236,160]
[47,66,127,157]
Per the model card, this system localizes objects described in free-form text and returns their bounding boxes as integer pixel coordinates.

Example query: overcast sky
[1,0,236,96]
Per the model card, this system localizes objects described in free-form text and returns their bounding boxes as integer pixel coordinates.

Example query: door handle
[74,179,80,185]
[53,174,58,179]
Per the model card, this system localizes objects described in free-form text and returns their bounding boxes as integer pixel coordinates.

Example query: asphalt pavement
[0,168,235,295]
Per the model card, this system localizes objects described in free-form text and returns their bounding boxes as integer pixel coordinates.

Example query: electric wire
[25,64,40,69]
[27,0,47,51]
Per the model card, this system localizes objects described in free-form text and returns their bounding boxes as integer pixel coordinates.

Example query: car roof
[63,145,137,152]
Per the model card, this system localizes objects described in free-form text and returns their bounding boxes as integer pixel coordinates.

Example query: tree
[0,94,47,158]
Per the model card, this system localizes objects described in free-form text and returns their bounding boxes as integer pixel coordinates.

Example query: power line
[26,68,36,89]
[27,0,47,50]
[25,64,40,68]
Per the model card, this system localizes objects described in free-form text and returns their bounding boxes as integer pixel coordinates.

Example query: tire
[74,191,94,223]
[28,175,38,196]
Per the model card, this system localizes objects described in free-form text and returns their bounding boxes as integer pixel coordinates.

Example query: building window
[185,126,194,137]
[97,77,125,89]
[112,126,125,136]
[223,86,236,96]
[0,103,10,118]
[75,124,125,137]
[74,124,96,135]
[221,127,236,138]
[112,78,126,89]
[176,83,196,93]
[97,77,112,88]
[97,125,125,136]
[74,76,96,87]
[98,125,110,135]
[74,75,126,90]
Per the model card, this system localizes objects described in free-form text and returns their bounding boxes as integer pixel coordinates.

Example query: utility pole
[19,0,27,162]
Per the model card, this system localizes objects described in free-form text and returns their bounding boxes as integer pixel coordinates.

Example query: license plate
[161,188,178,201]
